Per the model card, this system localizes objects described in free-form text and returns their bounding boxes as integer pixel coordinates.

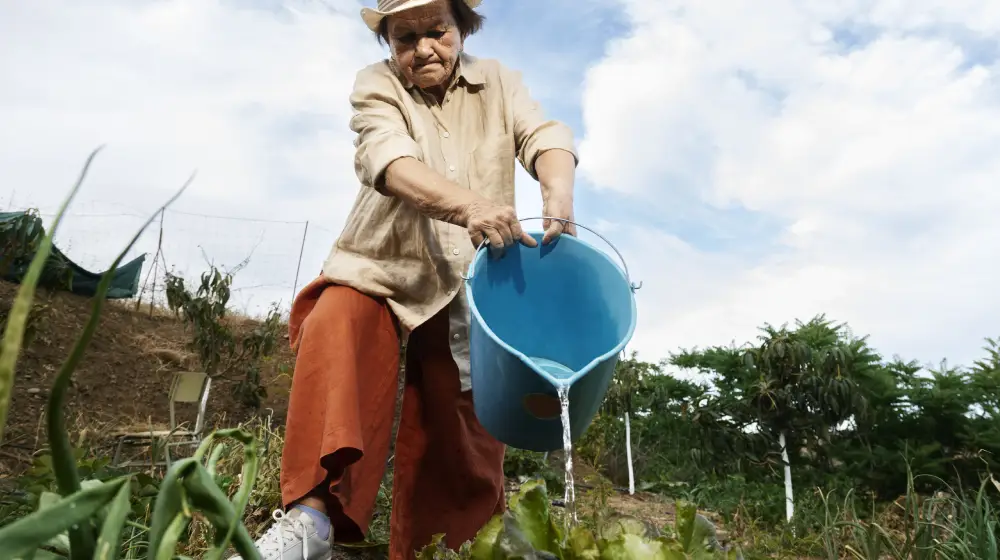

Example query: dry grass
[180,413,285,557]
[1,277,296,478]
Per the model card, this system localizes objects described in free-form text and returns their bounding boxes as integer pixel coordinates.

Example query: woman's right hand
[465,201,538,253]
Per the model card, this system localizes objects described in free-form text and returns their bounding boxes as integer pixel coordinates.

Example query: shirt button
[449,164,456,171]
[453,333,461,340]
[442,131,450,138]
[452,248,460,255]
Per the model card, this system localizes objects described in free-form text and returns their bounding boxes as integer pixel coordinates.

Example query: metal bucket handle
[461,216,642,292]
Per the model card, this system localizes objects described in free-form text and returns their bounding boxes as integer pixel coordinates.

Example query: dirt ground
[571,458,680,529]
[0,280,295,477]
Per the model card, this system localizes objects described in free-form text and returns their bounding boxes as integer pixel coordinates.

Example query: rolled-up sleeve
[503,66,579,180]
[349,67,423,194]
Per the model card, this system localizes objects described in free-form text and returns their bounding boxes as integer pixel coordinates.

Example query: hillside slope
[0,281,294,475]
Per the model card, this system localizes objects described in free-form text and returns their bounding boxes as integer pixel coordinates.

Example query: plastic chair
[112,371,212,469]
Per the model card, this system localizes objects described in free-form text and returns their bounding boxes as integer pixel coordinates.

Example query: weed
[817,463,1000,559]
[503,447,564,496]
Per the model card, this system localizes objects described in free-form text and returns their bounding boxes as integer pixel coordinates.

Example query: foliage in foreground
[417,479,742,560]
[0,149,264,559]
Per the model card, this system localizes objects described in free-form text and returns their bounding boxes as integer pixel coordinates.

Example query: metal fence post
[291,220,309,304]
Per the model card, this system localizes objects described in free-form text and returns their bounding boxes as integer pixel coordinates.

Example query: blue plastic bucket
[464,218,639,452]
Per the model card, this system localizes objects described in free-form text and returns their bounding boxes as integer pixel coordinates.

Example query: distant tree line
[580,315,1000,522]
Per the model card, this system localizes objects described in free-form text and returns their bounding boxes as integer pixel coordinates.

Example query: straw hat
[361,0,483,32]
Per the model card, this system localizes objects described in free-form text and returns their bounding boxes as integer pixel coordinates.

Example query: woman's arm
[382,157,481,225]
[383,157,536,249]
[350,66,533,250]
[503,64,580,244]
[535,148,578,244]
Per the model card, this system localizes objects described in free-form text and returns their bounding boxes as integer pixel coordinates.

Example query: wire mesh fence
[4,197,338,320]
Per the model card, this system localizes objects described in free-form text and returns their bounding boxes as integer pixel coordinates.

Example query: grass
[817,467,999,560]
[5,409,999,559]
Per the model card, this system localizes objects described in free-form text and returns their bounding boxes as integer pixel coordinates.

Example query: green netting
[0,211,145,299]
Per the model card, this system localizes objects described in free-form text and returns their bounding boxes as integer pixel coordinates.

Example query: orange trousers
[280,279,506,560]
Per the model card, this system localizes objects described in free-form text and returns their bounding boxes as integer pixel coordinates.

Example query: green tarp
[0,211,145,299]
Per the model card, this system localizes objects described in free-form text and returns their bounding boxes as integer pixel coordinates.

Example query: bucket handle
[461,216,642,292]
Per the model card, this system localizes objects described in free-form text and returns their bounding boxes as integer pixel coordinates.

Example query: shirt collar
[390,52,485,91]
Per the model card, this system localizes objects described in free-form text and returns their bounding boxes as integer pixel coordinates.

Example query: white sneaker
[227,508,334,560]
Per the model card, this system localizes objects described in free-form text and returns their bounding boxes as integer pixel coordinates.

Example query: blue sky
[1,0,999,371]
[472,0,787,256]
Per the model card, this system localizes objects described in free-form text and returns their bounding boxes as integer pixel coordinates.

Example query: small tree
[694,315,873,523]
[970,337,1000,421]
[165,266,282,408]
[580,354,713,487]
[165,267,233,375]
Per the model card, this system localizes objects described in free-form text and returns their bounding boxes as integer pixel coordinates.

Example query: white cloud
[5,0,997,374]
[580,0,1000,369]
[1,0,388,311]
[0,0,578,314]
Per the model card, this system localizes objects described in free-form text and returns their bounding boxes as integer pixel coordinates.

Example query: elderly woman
[233,0,578,558]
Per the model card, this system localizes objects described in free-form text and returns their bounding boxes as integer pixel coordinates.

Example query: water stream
[557,384,577,523]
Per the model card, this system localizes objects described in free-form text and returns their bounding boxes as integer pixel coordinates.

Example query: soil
[560,458,681,531]
[0,280,295,477]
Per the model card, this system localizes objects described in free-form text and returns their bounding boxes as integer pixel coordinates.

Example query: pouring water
[557,384,577,523]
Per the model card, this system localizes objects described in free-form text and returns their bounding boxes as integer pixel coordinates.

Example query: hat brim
[361,0,483,33]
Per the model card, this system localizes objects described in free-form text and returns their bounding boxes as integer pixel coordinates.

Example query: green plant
[1,429,263,559]
[1,447,120,526]
[0,209,73,292]
[0,148,264,559]
[365,477,394,547]
[165,267,234,375]
[504,448,564,496]
[234,305,282,408]
[165,270,282,408]
[817,462,1000,559]
[0,209,44,276]
[416,479,743,559]
[585,317,1000,533]
[203,415,284,543]
[0,147,101,443]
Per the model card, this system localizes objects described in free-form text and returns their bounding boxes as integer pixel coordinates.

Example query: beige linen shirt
[322,52,577,390]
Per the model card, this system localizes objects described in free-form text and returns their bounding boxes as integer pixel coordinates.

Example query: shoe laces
[255,509,312,559]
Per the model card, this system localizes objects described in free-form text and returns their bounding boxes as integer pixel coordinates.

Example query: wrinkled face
[387,0,462,91]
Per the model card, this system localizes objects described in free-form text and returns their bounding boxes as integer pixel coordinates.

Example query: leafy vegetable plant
[417,479,743,560]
